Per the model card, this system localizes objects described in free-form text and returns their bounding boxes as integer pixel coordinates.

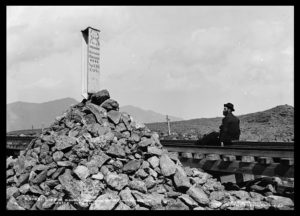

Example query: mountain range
[6,98,183,132]
[146,104,294,142]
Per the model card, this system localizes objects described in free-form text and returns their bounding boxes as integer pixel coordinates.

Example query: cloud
[7,6,132,69]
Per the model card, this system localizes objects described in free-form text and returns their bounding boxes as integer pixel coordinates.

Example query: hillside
[7,98,78,132]
[146,105,294,142]
[7,99,183,132]
[120,105,183,123]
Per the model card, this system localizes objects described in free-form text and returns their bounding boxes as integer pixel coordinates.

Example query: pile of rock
[6,90,294,210]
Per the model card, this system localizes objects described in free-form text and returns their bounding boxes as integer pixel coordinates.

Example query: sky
[7,6,294,120]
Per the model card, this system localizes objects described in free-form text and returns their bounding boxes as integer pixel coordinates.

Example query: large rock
[165,199,189,210]
[6,186,20,200]
[122,160,141,174]
[186,186,210,205]
[86,152,111,169]
[173,166,191,190]
[128,179,147,193]
[119,187,136,207]
[74,165,90,180]
[90,89,110,105]
[52,151,64,162]
[179,194,199,208]
[147,146,163,156]
[84,102,107,124]
[107,110,122,125]
[106,144,126,158]
[55,135,76,151]
[105,173,129,191]
[101,99,119,111]
[148,156,160,168]
[89,192,120,210]
[266,195,294,209]
[131,190,164,208]
[7,197,25,210]
[159,154,176,177]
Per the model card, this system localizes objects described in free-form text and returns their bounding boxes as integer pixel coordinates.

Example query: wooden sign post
[81,27,101,99]
[166,115,171,135]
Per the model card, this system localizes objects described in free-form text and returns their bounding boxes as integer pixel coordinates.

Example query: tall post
[166,115,171,135]
[81,27,101,99]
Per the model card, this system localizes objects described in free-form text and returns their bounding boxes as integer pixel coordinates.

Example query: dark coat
[219,113,240,142]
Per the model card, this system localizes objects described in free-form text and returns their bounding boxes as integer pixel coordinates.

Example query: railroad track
[161,139,294,189]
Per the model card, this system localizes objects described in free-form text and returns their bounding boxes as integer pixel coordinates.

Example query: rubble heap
[6,90,294,210]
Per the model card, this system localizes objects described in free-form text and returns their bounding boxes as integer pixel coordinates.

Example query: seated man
[219,103,240,146]
[196,103,240,146]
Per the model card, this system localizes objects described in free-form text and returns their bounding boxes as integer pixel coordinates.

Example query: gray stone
[51,167,65,179]
[115,202,131,210]
[89,192,120,210]
[116,123,127,133]
[91,89,110,105]
[131,190,164,208]
[77,179,103,207]
[86,152,111,169]
[123,160,141,174]
[16,172,30,187]
[144,176,156,189]
[107,110,122,125]
[147,146,163,155]
[106,144,126,157]
[6,169,14,178]
[130,133,141,143]
[179,194,199,208]
[266,195,294,209]
[85,102,107,124]
[29,185,44,194]
[52,151,64,161]
[187,186,209,205]
[209,200,222,209]
[19,183,30,194]
[193,206,206,210]
[55,135,76,150]
[6,187,20,200]
[229,190,250,200]
[165,199,189,210]
[129,179,147,193]
[138,138,155,147]
[148,156,160,168]
[159,154,176,176]
[151,167,159,177]
[42,196,57,209]
[136,168,149,179]
[105,173,129,191]
[166,191,182,198]
[56,203,76,210]
[31,170,47,184]
[16,195,35,209]
[119,187,136,207]
[7,197,25,210]
[57,161,74,167]
[91,172,104,180]
[173,165,191,190]
[101,99,119,111]
[209,191,227,202]
[249,191,265,201]
[32,164,49,172]
[74,165,90,180]
[58,170,81,200]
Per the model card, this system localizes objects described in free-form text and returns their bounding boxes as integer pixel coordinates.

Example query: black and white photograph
[6,6,294,210]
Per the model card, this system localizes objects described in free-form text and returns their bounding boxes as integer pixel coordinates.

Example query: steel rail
[163,145,293,159]
[161,139,294,147]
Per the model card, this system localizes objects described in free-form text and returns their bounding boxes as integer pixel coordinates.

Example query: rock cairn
[6,90,294,210]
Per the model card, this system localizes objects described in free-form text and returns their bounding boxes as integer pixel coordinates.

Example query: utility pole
[166,115,171,135]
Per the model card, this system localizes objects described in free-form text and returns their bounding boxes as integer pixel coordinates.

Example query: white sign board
[81,27,100,99]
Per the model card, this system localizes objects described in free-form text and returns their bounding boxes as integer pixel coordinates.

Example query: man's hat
[224,103,235,111]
